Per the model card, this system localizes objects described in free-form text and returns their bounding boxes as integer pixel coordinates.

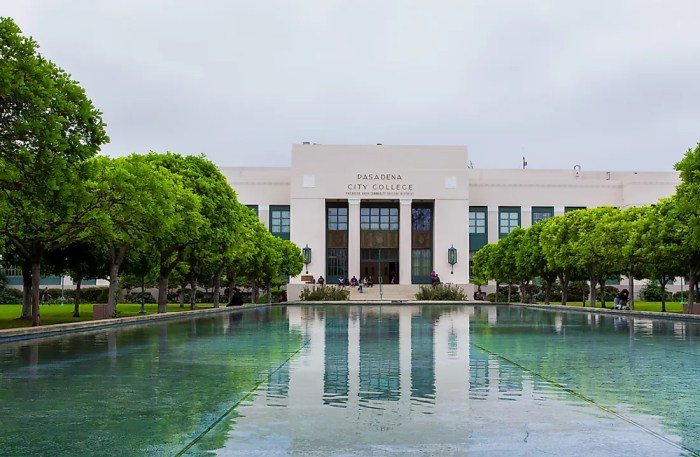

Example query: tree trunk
[190,275,197,310]
[226,268,235,302]
[628,274,635,310]
[688,268,696,313]
[507,283,512,303]
[559,273,569,305]
[212,266,224,308]
[267,282,272,304]
[599,279,606,308]
[21,261,32,319]
[158,271,169,314]
[544,281,551,305]
[660,278,667,313]
[179,277,186,308]
[73,275,83,317]
[588,269,597,308]
[31,259,42,326]
[107,245,127,317]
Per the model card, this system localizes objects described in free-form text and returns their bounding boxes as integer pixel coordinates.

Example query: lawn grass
[0,303,222,330]
[540,301,684,314]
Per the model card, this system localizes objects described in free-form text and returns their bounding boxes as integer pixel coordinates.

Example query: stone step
[347,284,422,301]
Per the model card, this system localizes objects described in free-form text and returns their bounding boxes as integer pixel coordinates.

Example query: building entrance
[360,248,399,285]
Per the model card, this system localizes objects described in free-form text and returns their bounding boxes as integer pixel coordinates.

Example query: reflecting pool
[1,305,700,456]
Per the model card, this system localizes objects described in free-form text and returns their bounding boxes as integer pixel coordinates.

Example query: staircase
[347,284,420,301]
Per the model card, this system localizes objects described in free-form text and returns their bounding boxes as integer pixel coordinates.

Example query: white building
[221,144,679,300]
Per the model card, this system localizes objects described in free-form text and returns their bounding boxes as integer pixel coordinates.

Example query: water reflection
[210,305,699,456]
[2,305,700,456]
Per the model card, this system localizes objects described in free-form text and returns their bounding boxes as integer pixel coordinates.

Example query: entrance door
[360,249,399,284]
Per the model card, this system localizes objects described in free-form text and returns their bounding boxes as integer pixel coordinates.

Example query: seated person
[227,288,244,307]
[317,276,325,286]
[432,274,441,286]
[338,277,345,286]
[614,289,630,310]
[367,276,373,287]
[350,276,358,287]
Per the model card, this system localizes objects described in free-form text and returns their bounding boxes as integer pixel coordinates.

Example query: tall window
[469,206,488,277]
[531,206,554,225]
[361,207,398,231]
[469,210,486,235]
[499,206,520,239]
[411,203,433,284]
[326,203,348,284]
[270,205,290,239]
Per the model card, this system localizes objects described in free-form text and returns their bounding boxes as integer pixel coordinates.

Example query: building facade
[221,144,679,299]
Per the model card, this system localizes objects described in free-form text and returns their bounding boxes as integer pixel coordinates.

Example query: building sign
[346,173,414,197]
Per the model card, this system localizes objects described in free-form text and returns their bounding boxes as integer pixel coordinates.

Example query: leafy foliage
[299,285,349,301]
[414,284,467,301]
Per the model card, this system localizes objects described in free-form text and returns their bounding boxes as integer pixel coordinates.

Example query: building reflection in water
[283,305,475,414]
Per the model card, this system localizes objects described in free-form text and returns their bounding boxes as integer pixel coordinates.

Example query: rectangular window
[531,206,554,225]
[499,206,521,239]
[565,206,586,213]
[360,207,398,231]
[269,205,290,239]
[327,207,348,231]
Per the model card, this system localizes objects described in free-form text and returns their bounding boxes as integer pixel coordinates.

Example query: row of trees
[472,142,700,313]
[0,17,303,326]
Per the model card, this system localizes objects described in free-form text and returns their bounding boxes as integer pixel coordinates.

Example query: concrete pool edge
[0,304,270,343]
[4,300,700,344]
[286,299,700,322]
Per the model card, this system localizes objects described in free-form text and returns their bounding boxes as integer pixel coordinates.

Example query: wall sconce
[447,244,457,274]
[302,244,312,274]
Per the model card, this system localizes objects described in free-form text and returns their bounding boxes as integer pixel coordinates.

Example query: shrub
[0,288,22,304]
[79,287,110,303]
[299,285,349,301]
[415,284,467,301]
[640,281,673,302]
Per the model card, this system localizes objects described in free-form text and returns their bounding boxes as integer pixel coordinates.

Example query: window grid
[531,207,554,225]
[270,207,290,234]
[469,212,486,234]
[361,207,399,231]
[327,207,348,231]
[326,248,348,279]
[411,249,432,277]
[499,207,520,237]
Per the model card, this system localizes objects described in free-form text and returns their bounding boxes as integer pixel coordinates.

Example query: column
[348,199,361,280]
[399,198,412,285]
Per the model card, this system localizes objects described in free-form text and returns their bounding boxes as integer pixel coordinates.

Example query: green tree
[0,18,109,325]
[516,219,558,304]
[143,153,205,313]
[674,142,700,311]
[540,213,582,305]
[566,207,625,307]
[629,198,687,312]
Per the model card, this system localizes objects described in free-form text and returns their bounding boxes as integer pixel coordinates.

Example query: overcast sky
[3,1,700,171]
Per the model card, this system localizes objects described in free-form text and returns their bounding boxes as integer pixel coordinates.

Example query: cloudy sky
[2,1,700,171]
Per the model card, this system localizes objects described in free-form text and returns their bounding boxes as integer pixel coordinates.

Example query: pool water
[1,305,699,456]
